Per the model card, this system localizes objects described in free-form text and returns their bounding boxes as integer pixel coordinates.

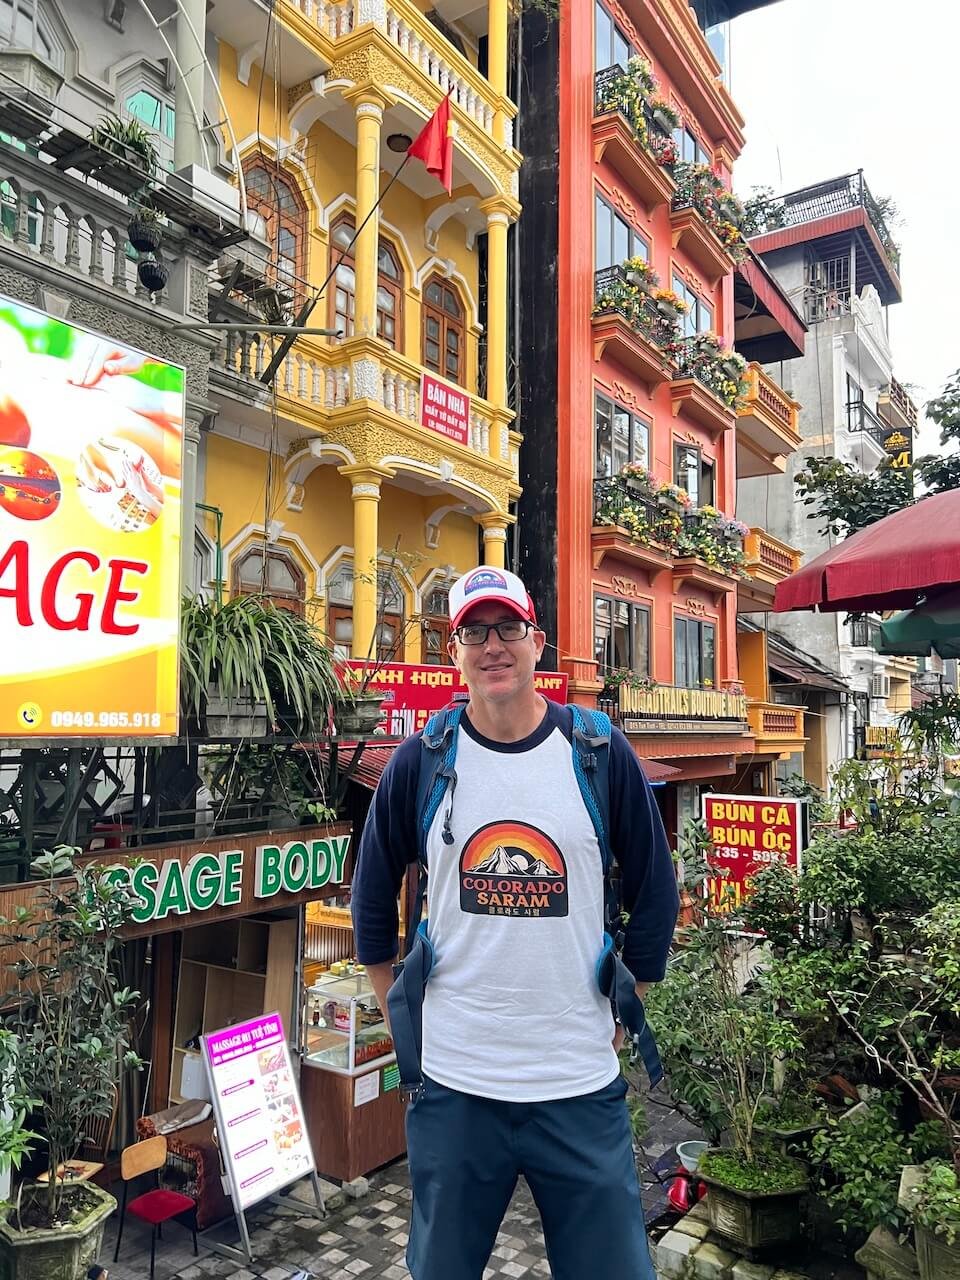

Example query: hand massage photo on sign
[0,296,185,738]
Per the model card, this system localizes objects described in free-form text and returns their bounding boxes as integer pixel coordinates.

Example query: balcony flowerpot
[656,298,678,318]
[917,1226,960,1280]
[721,358,743,379]
[653,107,675,134]
[335,692,385,737]
[698,1150,807,1259]
[0,1182,117,1280]
[127,213,162,254]
[624,269,652,294]
[137,256,168,294]
[204,681,269,738]
[659,495,685,513]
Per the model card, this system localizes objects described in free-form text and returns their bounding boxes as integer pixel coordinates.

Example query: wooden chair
[37,1085,119,1186]
[112,1135,197,1280]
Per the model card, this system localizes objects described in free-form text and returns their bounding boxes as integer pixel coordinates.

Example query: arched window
[422,275,465,385]
[327,562,404,661]
[244,162,308,305]
[329,215,403,349]
[421,584,451,664]
[0,0,64,70]
[233,543,306,615]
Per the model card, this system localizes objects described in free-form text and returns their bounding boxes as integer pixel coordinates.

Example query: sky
[729,0,960,456]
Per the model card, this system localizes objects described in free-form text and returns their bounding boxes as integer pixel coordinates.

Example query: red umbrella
[774,489,960,614]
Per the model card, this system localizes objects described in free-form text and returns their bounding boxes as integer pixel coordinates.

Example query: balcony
[211,330,519,509]
[736,363,802,478]
[844,396,890,463]
[592,266,677,386]
[591,477,674,576]
[669,337,740,437]
[750,171,901,306]
[592,66,677,213]
[747,701,806,758]
[878,377,918,434]
[737,529,803,612]
[215,0,518,200]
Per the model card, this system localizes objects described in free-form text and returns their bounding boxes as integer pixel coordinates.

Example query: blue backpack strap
[569,704,613,873]
[405,703,464,958]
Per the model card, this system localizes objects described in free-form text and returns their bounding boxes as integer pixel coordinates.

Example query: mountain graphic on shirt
[469,846,562,877]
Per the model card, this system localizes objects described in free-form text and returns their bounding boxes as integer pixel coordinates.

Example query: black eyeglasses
[454,619,533,645]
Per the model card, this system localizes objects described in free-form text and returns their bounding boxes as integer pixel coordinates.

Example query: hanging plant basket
[127,213,162,254]
[137,255,168,294]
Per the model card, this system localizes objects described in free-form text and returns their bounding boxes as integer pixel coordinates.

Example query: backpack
[387,702,663,1097]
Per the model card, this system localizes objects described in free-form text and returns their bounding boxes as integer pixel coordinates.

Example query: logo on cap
[463,569,508,595]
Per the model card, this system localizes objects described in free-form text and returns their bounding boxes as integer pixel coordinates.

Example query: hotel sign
[619,685,749,736]
[879,427,913,470]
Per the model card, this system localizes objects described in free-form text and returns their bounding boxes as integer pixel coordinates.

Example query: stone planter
[335,693,385,737]
[917,1224,960,1280]
[0,1182,116,1280]
[699,1153,807,1258]
[0,49,64,104]
[204,682,269,737]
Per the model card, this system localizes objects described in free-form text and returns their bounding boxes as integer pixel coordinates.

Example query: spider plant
[89,112,160,177]
[180,594,345,730]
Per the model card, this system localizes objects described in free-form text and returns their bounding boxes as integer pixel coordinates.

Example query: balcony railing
[593,476,660,532]
[740,364,799,437]
[592,265,679,349]
[845,396,887,446]
[879,377,918,430]
[211,330,511,467]
[775,171,900,271]
[747,701,804,742]
[743,529,802,580]
[593,65,673,151]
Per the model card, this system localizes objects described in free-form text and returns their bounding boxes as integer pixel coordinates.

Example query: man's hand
[365,960,397,1035]
[612,982,652,1055]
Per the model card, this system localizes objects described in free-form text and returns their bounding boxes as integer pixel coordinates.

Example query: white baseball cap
[448,567,538,631]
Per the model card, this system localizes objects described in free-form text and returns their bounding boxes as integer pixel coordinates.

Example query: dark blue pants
[405,1073,656,1280]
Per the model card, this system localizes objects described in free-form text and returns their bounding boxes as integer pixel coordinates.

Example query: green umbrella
[875,588,960,659]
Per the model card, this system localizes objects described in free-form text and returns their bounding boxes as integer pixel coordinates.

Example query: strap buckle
[400,1084,425,1105]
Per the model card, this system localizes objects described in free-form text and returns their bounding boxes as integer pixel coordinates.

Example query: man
[351,567,678,1280]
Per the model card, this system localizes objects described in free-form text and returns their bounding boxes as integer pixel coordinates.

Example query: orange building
[517,0,801,832]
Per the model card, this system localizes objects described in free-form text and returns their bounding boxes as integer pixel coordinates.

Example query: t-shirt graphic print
[459,820,568,917]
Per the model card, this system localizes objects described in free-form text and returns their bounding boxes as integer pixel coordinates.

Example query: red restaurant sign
[702,793,803,914]
[346,661,568,737]
[420,372,470,446]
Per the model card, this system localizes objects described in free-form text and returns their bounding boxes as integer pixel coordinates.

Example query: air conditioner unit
[869,674,891,700]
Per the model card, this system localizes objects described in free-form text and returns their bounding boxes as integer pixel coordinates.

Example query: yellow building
[199,0,521,661]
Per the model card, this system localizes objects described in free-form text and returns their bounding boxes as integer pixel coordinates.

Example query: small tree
[0,848,143,1225]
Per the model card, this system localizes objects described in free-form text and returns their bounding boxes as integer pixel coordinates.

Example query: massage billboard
[0,296,185,737]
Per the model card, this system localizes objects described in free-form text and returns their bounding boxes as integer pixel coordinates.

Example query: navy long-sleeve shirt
[351,699,679,982]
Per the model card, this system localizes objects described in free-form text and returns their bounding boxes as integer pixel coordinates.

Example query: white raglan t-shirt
[419,716,620,1102]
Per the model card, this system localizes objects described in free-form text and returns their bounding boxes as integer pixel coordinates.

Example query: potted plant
[657,481,691,513]
[623,256,659,294]
[913,1162,960,1280]
[653,287,689,321]
[89,112,159,178]
[646,900,809,1256]
[650,97,680,134]
[127,202,163,255]
[137,255,168,295]
[180,593,345,738]
[619,461,661,497]
[0,847,144,1280]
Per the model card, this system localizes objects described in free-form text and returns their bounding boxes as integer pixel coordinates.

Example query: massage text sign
[702,793,803,914]
[204,1013,313,1210]
[420,372,469,446]
[0,296,185,738]
[346,661,569,736]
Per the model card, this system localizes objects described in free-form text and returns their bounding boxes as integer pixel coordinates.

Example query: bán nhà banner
[0,296,185,738]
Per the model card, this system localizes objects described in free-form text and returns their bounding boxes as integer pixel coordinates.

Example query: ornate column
[343,85,393,340]
[478,197,519,439]
[340,466,389,660]
[477,513,510,569]
[488,0,509,143]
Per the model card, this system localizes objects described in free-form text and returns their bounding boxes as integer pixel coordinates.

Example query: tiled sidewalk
[101,1087,698,1280]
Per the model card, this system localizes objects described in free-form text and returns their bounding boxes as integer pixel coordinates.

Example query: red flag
[407,94,454,194]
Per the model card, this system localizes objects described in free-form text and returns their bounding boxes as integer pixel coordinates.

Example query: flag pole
[259,153,413,387]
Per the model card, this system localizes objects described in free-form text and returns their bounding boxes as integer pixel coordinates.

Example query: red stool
[113,1135,197,1280]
